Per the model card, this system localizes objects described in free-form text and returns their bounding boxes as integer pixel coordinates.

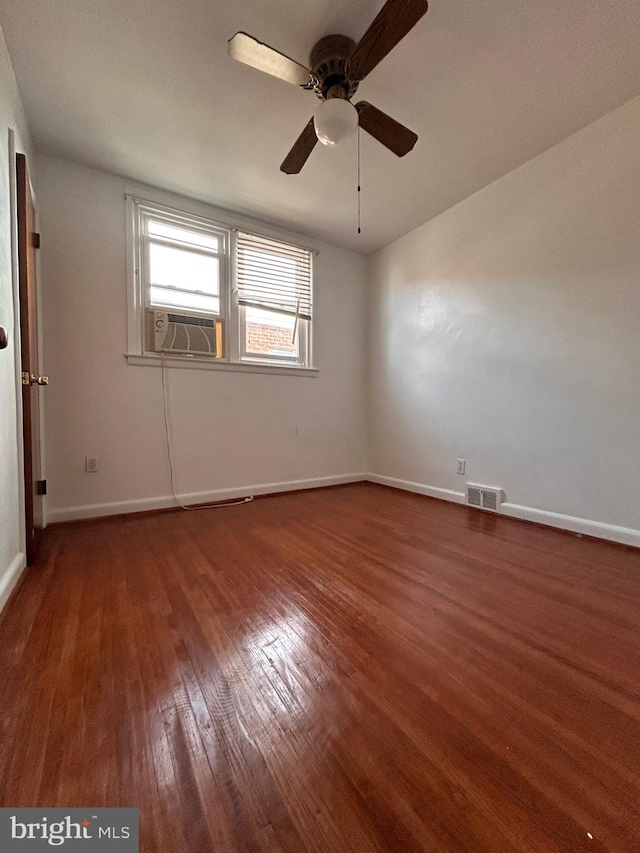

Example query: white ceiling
[1,0,639,253]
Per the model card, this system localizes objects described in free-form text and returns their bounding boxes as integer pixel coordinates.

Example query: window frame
[126,193,315,374]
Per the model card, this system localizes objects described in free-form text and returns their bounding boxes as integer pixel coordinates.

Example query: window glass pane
[149,286,219,314]
[245,306,299,358]
[149,242,219,295]
[148,219,220,251]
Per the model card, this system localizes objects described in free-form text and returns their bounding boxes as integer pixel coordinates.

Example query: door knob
[36,375,49,385]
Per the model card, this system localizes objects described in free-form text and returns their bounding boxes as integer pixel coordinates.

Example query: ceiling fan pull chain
[357,124,361,234]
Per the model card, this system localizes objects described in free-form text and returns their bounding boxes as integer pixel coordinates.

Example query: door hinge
[33,232,41,249]
[21,372,49,386]
[36,479,47,496]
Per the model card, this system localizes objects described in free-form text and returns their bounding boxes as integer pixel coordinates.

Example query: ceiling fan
[228,0,429,174]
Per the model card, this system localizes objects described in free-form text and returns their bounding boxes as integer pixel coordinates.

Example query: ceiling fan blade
[280,118,318,174]
[348,0,429,82]
[356,102,418,157]
[228,32,313,87]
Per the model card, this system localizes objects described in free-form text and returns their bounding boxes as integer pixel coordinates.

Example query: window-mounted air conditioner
[147,309,223,358]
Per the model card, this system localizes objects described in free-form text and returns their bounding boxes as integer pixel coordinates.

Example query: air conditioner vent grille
[167,313,215,328]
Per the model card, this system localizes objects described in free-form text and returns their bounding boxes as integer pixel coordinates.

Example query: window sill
[125,353,318,377]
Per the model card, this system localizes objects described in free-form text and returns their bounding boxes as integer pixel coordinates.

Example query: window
[127,197,314,371]
[141,207,228,317]
[236,230,312,367]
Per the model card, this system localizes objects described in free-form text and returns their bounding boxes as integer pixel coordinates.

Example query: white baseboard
[367,473,640,549]
[47,473,367,523]
[0,552,27,615]
[367,474,467,506]
[499,502,640,548]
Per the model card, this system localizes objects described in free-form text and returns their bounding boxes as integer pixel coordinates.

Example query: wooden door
[17,153,45,564]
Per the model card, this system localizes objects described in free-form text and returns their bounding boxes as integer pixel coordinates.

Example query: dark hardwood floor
[1,483,639,852]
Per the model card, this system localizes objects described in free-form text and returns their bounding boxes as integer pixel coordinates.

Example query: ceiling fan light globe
[314,98,358,146]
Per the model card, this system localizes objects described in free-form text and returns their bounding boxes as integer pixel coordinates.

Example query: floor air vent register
[466,484,503,512]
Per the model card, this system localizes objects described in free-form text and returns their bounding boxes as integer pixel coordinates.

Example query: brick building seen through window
[245,306,299,358]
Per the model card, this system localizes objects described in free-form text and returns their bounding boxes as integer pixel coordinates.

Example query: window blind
[236,231,312,320]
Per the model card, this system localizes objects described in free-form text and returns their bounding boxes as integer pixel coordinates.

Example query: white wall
[0,25,32,610]
[368,96,640,546]
[36,155,368,521]
[29,97,640,543]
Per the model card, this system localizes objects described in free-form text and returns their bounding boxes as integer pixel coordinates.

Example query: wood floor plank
[0,483,639,851]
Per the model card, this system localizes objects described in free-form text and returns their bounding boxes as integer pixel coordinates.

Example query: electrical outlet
[456,459,466,475]
[85,456,99,473]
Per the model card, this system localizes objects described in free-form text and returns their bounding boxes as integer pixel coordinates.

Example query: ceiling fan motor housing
[309,35,359,100]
